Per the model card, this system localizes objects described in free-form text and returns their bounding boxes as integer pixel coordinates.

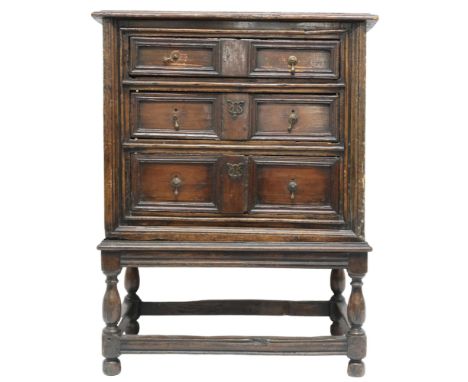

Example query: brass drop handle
[171,175,182,196]
[288,110,298,133]
[163,50,180,64]
[288,179,298,200]
[288,55,298,75]
[172,108,180,131]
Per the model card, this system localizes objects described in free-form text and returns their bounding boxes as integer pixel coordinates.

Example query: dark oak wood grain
[130,92,220,139]
[220,93,250,140]
[92,11,378,30]
[140,299,329,316]
[101,258,121,376]
[121,267,141,334]
[95,11,376,377]
[252,93,339,141]
[347,253,367,377]
[249,40,340,79]
[129,153,218,214]
[217,155,249,213]
[98,240,372,252]
[329,268,349,335]
[251,156,340,213]
[129,37,220,77]
[120,335,348,355]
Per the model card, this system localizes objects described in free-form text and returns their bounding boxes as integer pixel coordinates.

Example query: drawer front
[129,37,220,76]
[249,40,340,79]
[252,94,339,141]
[130,92,220,139]
[251,156,340,214]
[130,154,219,213]
[126,36,340,79]
[127,91,341,142]
[126,153,341,220]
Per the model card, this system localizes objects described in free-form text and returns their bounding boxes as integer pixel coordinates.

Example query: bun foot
[347,360,365,377]
[103,358,121,376]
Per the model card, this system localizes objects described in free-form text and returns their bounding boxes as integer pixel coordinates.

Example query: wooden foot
[122,267,141,334]
[329,269,348,335]
[103,358,121,376]
[348,360,365,377]
[102,254,122,376]
[346,254,367,377]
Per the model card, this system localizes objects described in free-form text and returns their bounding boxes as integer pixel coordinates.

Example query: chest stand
[100,241,368,377]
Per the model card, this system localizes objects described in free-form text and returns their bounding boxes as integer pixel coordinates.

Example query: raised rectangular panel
[249,40,340,79]
[130,92,220,139]
[251,156,341,215]
[252,94,339,141]
[129,37,220,76]
[129,154,219,213]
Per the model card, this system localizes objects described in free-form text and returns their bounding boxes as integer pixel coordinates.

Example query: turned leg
[122,267,141,334]
[346,254,367,377]
[329,268,348,336]
[102,254,122,376]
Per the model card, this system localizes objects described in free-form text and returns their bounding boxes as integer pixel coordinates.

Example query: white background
[1,1,467,381]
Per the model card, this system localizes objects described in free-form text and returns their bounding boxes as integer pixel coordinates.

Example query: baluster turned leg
[329,269,348,336]
[122,267,141,334]
[346,254,367,377]
[102,255,122,376]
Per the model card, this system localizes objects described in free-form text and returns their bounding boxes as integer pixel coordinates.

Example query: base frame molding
[120,334,348,355]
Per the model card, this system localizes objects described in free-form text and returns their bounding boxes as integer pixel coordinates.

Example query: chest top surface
[94,11,376,245]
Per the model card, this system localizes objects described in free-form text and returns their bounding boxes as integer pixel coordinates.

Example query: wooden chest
[93,11,377,377]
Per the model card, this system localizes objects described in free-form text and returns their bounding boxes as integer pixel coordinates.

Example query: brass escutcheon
[226,100,245,120]
[226,163,244,179]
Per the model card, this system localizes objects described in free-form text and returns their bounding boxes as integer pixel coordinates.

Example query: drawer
[126,36,340,79]
[127,91,341,142]
[129,37,221,76]
[126,153,341,219]
[251,156,340,214]
[249,40,340,79]
[252,94,339,141]
[130,92,220,139]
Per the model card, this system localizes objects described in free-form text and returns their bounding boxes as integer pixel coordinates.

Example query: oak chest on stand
[93,11,377,377]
